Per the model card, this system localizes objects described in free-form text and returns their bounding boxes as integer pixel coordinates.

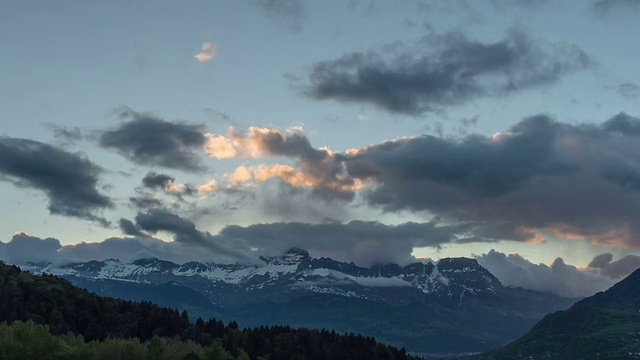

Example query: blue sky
[2,1,640,293]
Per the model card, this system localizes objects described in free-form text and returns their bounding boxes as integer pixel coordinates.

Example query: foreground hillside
[26,249,576,354]
[0,262,415,360]
[478,267,640,359]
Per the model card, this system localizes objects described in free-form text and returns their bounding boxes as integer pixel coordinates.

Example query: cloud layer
[303,29,590,115]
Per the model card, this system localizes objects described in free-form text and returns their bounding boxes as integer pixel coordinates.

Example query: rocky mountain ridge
[27,248,503,307]
[19,249,577,354]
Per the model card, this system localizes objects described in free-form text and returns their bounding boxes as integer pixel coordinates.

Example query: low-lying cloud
[476,250,615,298]
[4,233,637,298]
[587,252,640,279]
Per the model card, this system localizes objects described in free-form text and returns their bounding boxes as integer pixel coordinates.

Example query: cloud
[252,0,306,32]
[0,232,248,266]
[197,179,218,194]
[302,29,590,115]
[615,82,640,99]
[593,0,640,15]
[132,209,254,261]
[476,249,614,298]
[100,108,207,171]
[206,126,362,200]
[59,236,231,265]
[135,209,208,245]
[587,252,640,279]
[204,126,322,159]
[0,137,112,224]
[334,113,640,248]
[601,111,640,135]
[45,124,85,145]
[194,42,217,63]
[142,172,179,191]
[118,219,147,237]
[1,233,622,298]
[4,217,468,267]
[0,233,62,265]
[218,220,469,266]
[129,196,163,209]
[208,113,640,249]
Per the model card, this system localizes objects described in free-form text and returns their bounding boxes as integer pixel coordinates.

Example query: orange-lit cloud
[225,164,366,194]
[197,179,218,194]
[543,224,636,249]
[194,42,217,63]
[204,126,306,159]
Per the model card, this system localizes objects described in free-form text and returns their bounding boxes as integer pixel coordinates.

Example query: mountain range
[23,248,576,355]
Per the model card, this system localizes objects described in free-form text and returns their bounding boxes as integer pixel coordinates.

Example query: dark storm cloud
[476,250,614,298]
[100,109,207,171]
[332,113,640,247]
[302,29,590,115]
[344,115,574,198]
[252,0,306,32]
[0,137,112,225]
[587,253,640,279]
[218,220,469,266]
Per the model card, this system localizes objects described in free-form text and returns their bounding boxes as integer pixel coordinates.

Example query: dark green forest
[0,262,417,360]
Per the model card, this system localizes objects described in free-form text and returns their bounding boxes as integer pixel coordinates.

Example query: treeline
[0,320,230,360]
[0,263,416,359]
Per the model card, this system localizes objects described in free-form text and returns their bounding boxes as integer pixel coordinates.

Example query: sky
[2,0,640,297]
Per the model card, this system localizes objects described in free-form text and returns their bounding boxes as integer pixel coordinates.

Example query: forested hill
[475,267,640,359]
[0,262,416,360]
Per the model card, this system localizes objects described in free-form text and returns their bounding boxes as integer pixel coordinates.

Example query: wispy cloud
[194,41,218,63]
[252,0,306,32]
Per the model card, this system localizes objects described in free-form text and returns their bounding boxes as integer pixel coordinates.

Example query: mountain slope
[482,267,640,359]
